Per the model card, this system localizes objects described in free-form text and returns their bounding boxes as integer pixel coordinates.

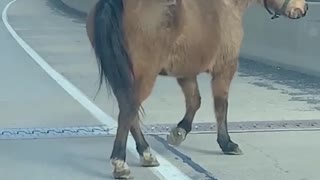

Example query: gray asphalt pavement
[1,0,320,180]
[0,0,101,129]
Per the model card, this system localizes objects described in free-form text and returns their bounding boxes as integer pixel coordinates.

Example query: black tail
[93,0,140,114]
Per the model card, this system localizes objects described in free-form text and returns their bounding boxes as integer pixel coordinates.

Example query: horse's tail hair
[93,0,141,114]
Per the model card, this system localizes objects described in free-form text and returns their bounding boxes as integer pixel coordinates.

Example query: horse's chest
[221,21,243,48]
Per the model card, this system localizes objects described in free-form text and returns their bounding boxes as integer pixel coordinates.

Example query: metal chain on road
[141,119,320,134]
[1,120,320,140]
[0,126,114,140]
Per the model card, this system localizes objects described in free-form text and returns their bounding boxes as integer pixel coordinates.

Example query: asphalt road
[1,0,320,179]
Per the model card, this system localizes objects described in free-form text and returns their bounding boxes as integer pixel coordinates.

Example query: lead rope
[264,0,291,19]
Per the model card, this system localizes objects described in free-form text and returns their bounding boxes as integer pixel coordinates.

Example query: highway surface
[1,0,320,179]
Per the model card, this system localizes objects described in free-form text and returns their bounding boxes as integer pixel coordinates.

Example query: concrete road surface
[1,0,320,179]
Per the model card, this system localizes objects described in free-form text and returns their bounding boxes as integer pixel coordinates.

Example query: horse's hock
[60,0,320,77]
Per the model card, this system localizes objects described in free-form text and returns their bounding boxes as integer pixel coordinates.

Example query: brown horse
[86,0,308,179]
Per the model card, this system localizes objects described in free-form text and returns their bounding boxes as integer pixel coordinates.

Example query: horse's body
[86,0,308,179]
[87,0,243,78]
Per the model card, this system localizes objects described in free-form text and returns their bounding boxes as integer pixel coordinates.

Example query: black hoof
[220,141,243,155]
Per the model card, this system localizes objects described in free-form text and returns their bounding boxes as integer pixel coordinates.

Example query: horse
[86,0,308,178]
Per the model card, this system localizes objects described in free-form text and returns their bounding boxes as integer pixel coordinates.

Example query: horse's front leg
[211,62,242,155]
[167,76,201,146]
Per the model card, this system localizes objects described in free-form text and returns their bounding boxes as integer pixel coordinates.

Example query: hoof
[140,148,160,167]
[167,127,186,146]
[111,159,132,179]
[221,142,243,155]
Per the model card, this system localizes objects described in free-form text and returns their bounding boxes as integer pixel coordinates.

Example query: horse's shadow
[62,152,110,179]
[180,145,224,156]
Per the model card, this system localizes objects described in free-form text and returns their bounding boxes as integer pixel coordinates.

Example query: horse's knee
[213,96,228,120]
[178,77,201,112]
[211,63,237,97]
[211,78,230,98]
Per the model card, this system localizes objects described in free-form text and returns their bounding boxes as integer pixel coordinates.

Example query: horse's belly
[160,65,207,77]
[160,37,218,77]
[160,52,215,77]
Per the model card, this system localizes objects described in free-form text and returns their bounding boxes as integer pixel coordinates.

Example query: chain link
[0,126,115,140]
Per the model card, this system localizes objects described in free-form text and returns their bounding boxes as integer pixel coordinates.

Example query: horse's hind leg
[130,117,159,167]
[131,74,160,167]
[211,65,242,155]
[111,73,159,178]
[110,96,136,179]
[167,76,201,146]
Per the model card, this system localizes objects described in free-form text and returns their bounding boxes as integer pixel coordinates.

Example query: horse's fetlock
[111,159,131,179]
[177,120,192,133]
[140,148,160,167]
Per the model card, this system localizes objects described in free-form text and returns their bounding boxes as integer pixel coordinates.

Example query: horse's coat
[86,0,308,179]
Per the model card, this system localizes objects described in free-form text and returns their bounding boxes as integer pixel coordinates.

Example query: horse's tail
[93,0,140,114]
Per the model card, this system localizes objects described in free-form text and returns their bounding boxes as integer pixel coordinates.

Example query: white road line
[2,0,192,179]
